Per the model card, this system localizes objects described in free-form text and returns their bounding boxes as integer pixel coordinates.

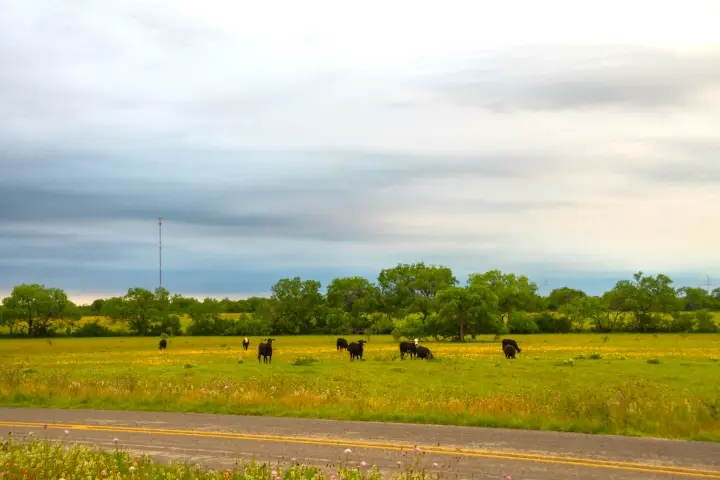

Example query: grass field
[1,334,719,442]
[0,437,393,480]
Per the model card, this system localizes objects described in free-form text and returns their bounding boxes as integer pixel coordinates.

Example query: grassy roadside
[0,436,441,479]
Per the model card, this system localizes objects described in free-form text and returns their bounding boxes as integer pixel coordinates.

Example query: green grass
[0,436,428,479]
[1,334,719,441]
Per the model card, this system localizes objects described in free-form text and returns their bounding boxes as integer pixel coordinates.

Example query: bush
[668,312,695,333]
[391,315,428,341]
[647,358,661,364]
[694,310,718,333]
[507,312,539,334]
[534,312,572,333]
[72,321,114,337]
[367,312,395,334]
[291,356,319,366]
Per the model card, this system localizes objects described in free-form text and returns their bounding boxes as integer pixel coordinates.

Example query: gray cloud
[0,146,570,243]
[422,46,720,111]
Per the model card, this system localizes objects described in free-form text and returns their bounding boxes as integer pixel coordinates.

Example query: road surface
[0,408,718,479]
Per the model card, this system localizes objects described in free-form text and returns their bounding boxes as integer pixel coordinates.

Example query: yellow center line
[1,421,718,478]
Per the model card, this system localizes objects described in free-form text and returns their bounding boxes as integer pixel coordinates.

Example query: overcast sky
[1,0,719,303]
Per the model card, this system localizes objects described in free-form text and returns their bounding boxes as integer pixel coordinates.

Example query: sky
[1,0,719,304]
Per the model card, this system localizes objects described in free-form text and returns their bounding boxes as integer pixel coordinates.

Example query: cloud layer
[1,0,719,302]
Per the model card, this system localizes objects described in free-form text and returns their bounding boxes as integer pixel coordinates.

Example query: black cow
[336,338,349,351]
[242,337,250,351]
[502,338,521,353]
[158,339,167,350]
[399,341,417,359]
[416,345,433,360]
[503,344,516,359]
[258,338,276,364]
[347,340,367,360]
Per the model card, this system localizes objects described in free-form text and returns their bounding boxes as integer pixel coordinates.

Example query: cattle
[258,338,276,364]
[503,344,516,359]
[158,339,167,350]
[347,340,367,360]
[502,338,521,353]
[415,345,433,360]
[336,337,349,351]
[399,341,417,359]
[242,337,250,351]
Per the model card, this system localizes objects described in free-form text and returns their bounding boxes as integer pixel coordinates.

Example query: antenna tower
[158,217,163,288]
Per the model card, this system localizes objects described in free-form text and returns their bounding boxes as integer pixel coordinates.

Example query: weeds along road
[1,408,719,479]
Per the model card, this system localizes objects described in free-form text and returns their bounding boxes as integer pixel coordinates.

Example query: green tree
[677,287,714,311]
[468,270,543,319]
[607,272,679,332]
[711,288,720,309]
[104,287,180,336]
[546,287,587,311]
[269,277,325,334]
[436,283,504,341]
[377,262,457,320]
[326,276,380,333]
[561,296,613,332]
[0,304,17,335]
[1,284,78,336]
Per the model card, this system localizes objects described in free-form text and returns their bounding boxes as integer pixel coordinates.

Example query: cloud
[628,140,720,185]
[1,0,719,301]
[422,45,720,111]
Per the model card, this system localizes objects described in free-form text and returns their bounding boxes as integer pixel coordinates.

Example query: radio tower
[158,217,163,288]
[705,274,712,294]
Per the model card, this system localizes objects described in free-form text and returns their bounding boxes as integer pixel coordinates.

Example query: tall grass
[0,436,441,479]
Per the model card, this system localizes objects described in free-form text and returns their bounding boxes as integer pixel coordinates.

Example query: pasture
[1,334,719,441]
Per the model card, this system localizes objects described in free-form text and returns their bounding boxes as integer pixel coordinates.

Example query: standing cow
[348,340,367,360]
[503,344,516,359]
[258,338,276,364]
[336,338,349,351]
[158,339,167,350]
[242,337,250,351]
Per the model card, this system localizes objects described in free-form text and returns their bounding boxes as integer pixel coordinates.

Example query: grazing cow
[416,345,433,360]
[503,344,516,359]
[347,340,367,360]
[502,338,521,353]
[158,339,167,350]
[258,338,276,364]
[242,337,250,351]
[336,337,349,351]
[399,341,417,359]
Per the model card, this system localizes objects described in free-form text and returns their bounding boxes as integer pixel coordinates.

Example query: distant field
[1,334,719,441]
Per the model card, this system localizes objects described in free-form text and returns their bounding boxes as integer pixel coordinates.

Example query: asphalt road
[0,408,719,479]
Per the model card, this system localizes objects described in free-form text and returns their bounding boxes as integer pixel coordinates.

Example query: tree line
[1,263,718,339]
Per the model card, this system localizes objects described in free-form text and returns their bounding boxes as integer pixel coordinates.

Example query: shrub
[291,356,318,366]
[588,353,603,360]
[647,358,661,364]
[534,312,572,333]
[695,310,718,333]
[72,321,114,337]
[507,312,539,334]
